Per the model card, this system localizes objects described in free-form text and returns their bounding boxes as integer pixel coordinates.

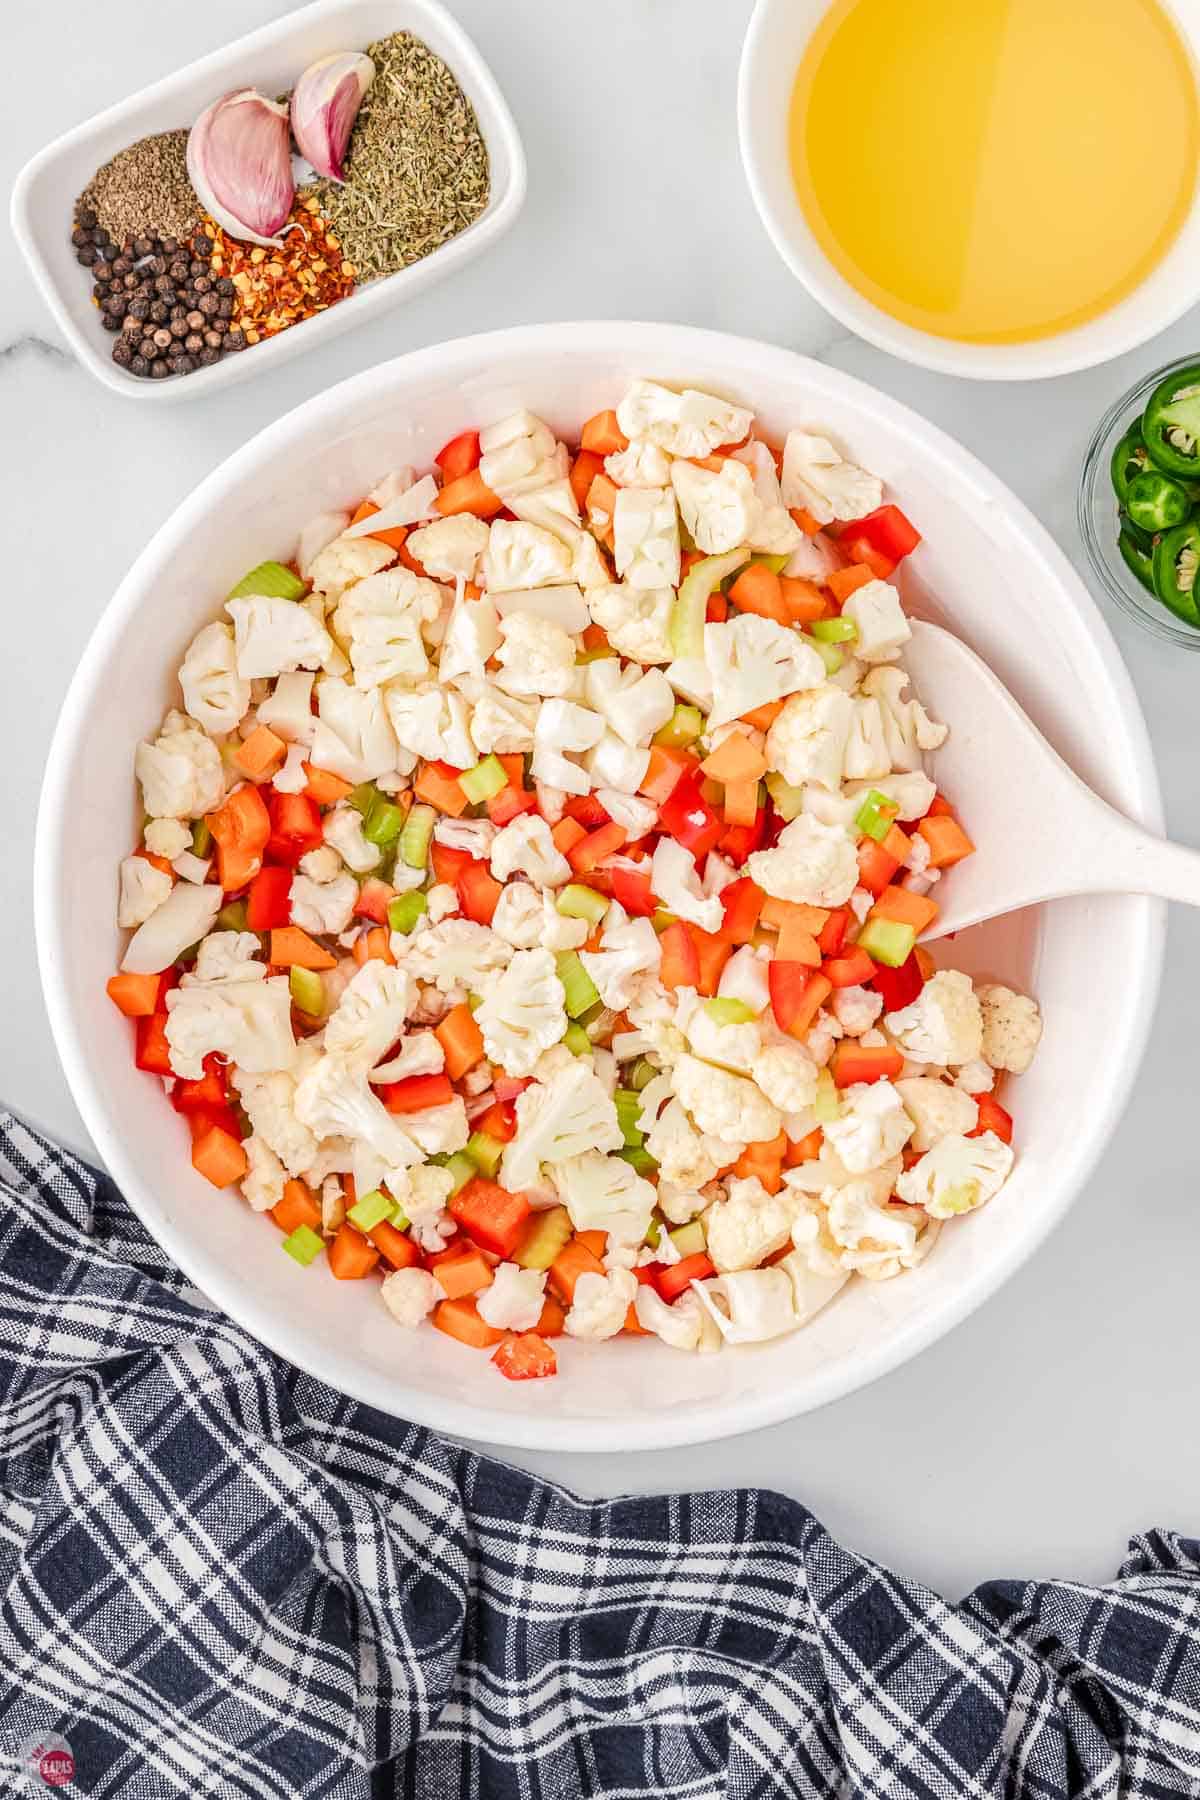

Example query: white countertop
[4,0,1198,1603]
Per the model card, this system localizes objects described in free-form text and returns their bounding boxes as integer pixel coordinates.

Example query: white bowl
[10,0,525,403]
[36,323,1164,1451]
[738,0,1200,380]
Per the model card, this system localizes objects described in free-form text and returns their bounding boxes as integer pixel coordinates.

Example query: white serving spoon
[902,619,1200,939]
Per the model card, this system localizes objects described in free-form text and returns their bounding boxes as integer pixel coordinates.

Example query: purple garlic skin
[291,53,375,183]
[187,88,295,247]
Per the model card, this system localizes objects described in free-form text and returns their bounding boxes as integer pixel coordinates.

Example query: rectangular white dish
[10,0,525,403]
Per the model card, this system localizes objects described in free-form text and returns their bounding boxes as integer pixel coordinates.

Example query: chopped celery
[750,552,789,575]
[809,616,858,643]
[387,891,427,934]
[348,781,377,817]
[555,950,600,1019]
[654,703,704,749]
[441,1151,477,1196]
[651,910,678,934]
[936,1181,981,1215]
[363,792,405,848]
[562,1022,592,1056]
[557,884,609,924]
[618,1146,658,1176]
[614,1088,645,1148]
[348,1188,394,1232]
[800,632,844,676]
[669,1219,706,1257]
[458,754,508,805]
[854,789,900,844]
[765,771,804,821]
[465,1131,504,1178]
[813,1068,840,1124]
[704,996,757,1025]
[281,1224,324,1266]
[217,900,248,932]
[670,547,750,657]
[513,1204,572,1271]
[857,917,917,967]
[628,1057,658,1091]
[289,965,325,1018]
[228,560,306,602]
[575,646,617,664]
[398,803,436,870]
[191,818,213,858]
[643,1216,663,1249]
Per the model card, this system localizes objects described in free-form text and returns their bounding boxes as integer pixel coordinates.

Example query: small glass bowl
[1078,355,1200,649]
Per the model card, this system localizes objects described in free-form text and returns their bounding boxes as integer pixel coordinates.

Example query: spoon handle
[1089,803,1200,909]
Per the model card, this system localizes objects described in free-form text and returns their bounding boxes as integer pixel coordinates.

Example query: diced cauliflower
[753,1041,819,1113]
[824,1179,924,1276]
[651,838,724,933]
[564,1267,638,1340]
[406,513,490,584]
[435,818,496,860]
[531,697,606,794]
[118,856,173,929]
[748,813,858,907]
[718,946,772,1017]
[475,948,567,1077]
[841,581,911,665]
[634,1285,704,1350]
[766,687,852,790]
[310,678,399,785]
[694,1268,799,1343]
[332,568,442,690]
[226,596,333,682]
[186,931,264,985]
[860,666,947,771]
[308,531,395,599]
[774,1248,850,1325]
[369,1029,445,1085]
[822,1080,913,1173]
[494,612,576,699]
[478,410,559,493]
[886,970,983,1067]
[289,871,358,936]
[895,1077,979,1151]
[704,1176,794,1273]
[120,881,226,976]
[844,771,937,824]
[705,616,826,728]
[242,1136,287,1212]
[385,684,474,769]
[135,711,225,821]
[231,1056,320,1176]
[179,621,251,734]
[605,437,672,488]
[779,432,883,526]
[612,487,681,590]
[501,1061,622,1190]
[490,881,586,951]
[843,698,891,781]
[554,1152,655,1256]
[469,687,539,756]
[586,584,674,665]
[615,381,753,460]
[977,984,1043,1074]
[490,813,571,887]
[731,440,804,555]
[323,961,415,1071]
[144,818,193,861]
[294,1055,423,1176]
[670,459,760,554]
[438,595,501,687]
[584,731,649,795]
[380,1267,442,1328]
[585,659,675,749]
[896,1130,1014,1218]
[580,913,662,1011]
[404,1098,469,1156]
[396,919,512,994]
[678,999,760,1075]
[831,985,884,1038]
[165,973,296,1080]
[672,1053,781,1147]
[953,1058,995,1096]
[483,520,573,593]
[476,1262,547,1332]
[297,510,349,580]
[322,803,383,873]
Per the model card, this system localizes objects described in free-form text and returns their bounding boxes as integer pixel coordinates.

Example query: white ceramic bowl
[36,323,1164,1451]
[738,0,1200,380]
[10,0,525,403]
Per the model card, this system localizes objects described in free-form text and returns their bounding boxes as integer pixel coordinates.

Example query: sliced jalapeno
[1118,529,1156,593]
[1143,365,1200,479]
[1118,510,1156,553]
[1151,518,1200,625]
[1124,468,1193,533]
[1110,422,1152,506]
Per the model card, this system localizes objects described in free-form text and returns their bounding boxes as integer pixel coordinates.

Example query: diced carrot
[585,473,619,524]
[880,822,912,865]
[760,898,829,935]
[270,1177,322,1234]
[581,623,609,654]
[826,564,875,604]
[106,971,162,1018]
[830,1042,905,1087]
[568,821,627,875]
[535,1295,566,1337]
[728,563,788,625]
[435,469,504,519]
[785,1127,823,1165]
[207,785,270,892]
[622,1303,648,1335]
[567,1229,604,1261]
[393,535,430,577]
[433,1249,495,1300]
[353,926,395,966]
[914,945,937,981]
[492,1332,558,1379]
[926,793,956,818]
[857,838,902,897]
[548,1237,606,1303]
[723,781,760,829]
[327,1224,381,1280]
[917,815,976,869]
[414,760,470,817]
[435,1003,485,1080]
[768,965,832,1039]
[270,927,336,970]
[740,699,784,732]
[381,1072,454,1113]
[733,1130,787,1193]
[691,927,733,997]
[432,1296,504,1349]
[235,724,288,780]
[779,576,830,624]
[822,946,876,988]
[790,506,823,536]
[134,848,175,878]
[775,919,821,965]
[191,1125,248,1189]
[477,1100,516,1144]
[303,764,354,806]
[580,409,628,456]
[638,744,697,805]
[570,449,604,511]
[551,817,588,857]
[348,498,411,551]
[870,886,940,934]
[701,735,768,785]
[369,1220,422,1270]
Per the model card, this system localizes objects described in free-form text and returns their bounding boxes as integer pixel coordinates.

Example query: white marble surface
[4,0,1199,1602]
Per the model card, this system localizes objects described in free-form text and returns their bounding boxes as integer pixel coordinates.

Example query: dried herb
[77,131,199,247]
[302,32,489,282]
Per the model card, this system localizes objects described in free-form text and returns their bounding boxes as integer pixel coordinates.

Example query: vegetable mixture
[1111,363,1200,625]
[109,381,1043,1381]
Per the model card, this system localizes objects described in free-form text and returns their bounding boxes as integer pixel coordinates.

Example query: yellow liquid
[790,0,1200,344]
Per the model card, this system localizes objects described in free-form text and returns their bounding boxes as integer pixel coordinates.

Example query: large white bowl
[36,323,1165,1451]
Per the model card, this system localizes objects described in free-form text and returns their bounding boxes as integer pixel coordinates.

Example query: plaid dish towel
[0,1111,1198,1799]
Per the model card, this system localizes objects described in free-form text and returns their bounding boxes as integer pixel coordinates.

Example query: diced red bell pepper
[380,1073,455,1114]
[718,876,765,944]
[457,859,503,925]
[492,1332,557,1381]
[353,878,396,924]
[186,1102,244,1144]
[245,865,294,931]
[817,907,850,957]
[564,792,612,829]
[705,592,728,622]
[639,746,699,807]
[971,1095,1014,1145]
[857,838,903,897]
[830,1042,905,1087]
[768,965,832,1039]
[656,1253,714,1302]
[869,951,925,1013]
[718,809,767,866]
[266,791,323,867]
[449,1177,532,1259]
[492,1074,532,1102]
[610,864,657,917]
[435,429,482,483]
[134,1012,173,1075]
[659,920,701,990]
[430,842,474,887]
[487,784,538,826]
[568,821,627,875]
[823,946,876,989]
[691,928,732,997]
[172,1054,228,1115]
[839,504,921,579]
[477,1100,517,1143]
[660,774,722,861]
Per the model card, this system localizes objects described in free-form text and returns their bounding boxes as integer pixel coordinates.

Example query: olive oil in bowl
[789,0,1200,345]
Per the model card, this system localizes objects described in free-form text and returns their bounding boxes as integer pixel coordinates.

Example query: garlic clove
[291,53,375,184]
[187,88,295,247]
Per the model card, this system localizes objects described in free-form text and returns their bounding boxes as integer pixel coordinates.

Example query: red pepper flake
[200,202,355,342]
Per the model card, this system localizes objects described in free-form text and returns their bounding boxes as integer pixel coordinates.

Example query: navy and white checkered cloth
[0,1108,1197,1799]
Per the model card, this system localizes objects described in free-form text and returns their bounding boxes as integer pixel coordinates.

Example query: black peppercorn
[189,258,206,279]
[133,236,154,257]
[130,354,149,377]
[106,295,127,319]
[169,260,190,284]
[76,245,97,266]
[112,338,133,368]
[77,207,97,230]
[150,360,169,379]
[186,308,205,331]
[146,255,165,276]
[112,256,132,278]
[192,275,212,294]
[184,332,204,354]
[169,316,188,339]
[204,329,224,350]
[92,282,108,302]
[93,226,111,247]
[222,330,246,352]
[100,313,120,332]
[151,327,171,350]
[152,273,172,296]
[199,345,221,367]
[140,336,160,361]
[163,236,180,255]
[176,354,197,375]
[149,300,169,324]
[215,277,235,297]
[199,292,220,318]
[127,297,150,322]
[71,226,91,248]
[217,298,234,320]
[122,271,138,291]
[167,354,186,375]
[193,233,212,256]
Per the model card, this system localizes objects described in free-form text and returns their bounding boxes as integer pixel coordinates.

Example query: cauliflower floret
[483,520,573,593]
[118,856,173,929]
[475,948,567,1077]
[225,597,333,682]
[147,818,195,864]
[321,803,383,874]
[860,666,947,771]
[672,1053,781,1147]
[332,568,443,690]
[896,1129,1014,1218]
[435,818,496,860]
[580,913,662,1011]
[490,881,588,952]
[824,1179,924,1276]
[231,1056,320,1176]
[586,584,674,665]
[288,871,358,937]
[585,731,650,794]
[476,1262,548,1331]
[179,621,251,734]
[779,432,883,526]
[531,697,605,794]
[634,1285,704,1350]
[678,998,761,1075]
[395,919,512,994]
[469,687,539,756]
[380,1161,454,1252]
[554,1152,655,1256]
[831,984,884,1038]
[438,595,501,687]
[490,813,571,888]
[310,678,399,785]
[165,975,296,1080]
[478,411,559,494]
[773,1248,850,1324]
[670,459,760,554]
[369,1029,445,1085]
[501,1061,622,1190]
[705,1176,794,1273]
[385,684,474,769]
[297,510,350,581]
[977,984,1043,1074]
[494,612,576,699]
[585,659,675,749]
[294,1054,423,1176]
[308,531,395,599]
[766,687,853,791]
[615,381,753,460]
[694,1268,799,1343]
[731,440,803,555]
[644,1098,724,1188]
[257,672,317,748]
[839,581,910,665]
[564,1267,638,1341]
[605,438,672,488]
[598,790,658,838]
[407,514,490,584]
[380,1267,442,1328]
[895,1077,979,1151]
[844,771,937,824]
[323,961,414,1072]
[612,487,681,590]
[241,1135,287,1213]
[718,945,772,1017]
[953,1057,995,1096]
[135,711,225,821]
[822,1079,913,1173]
[753,1041,819,1113]
[185,930,263,985]
[748,813,858,907]
[843,698,891,781]
[886,970,983,1067]
[651,838,724,933]
[705,616,826,728]
[404,1098,469,1156]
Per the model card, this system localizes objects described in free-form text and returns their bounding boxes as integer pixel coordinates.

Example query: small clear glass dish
[1078,354,1200,650]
